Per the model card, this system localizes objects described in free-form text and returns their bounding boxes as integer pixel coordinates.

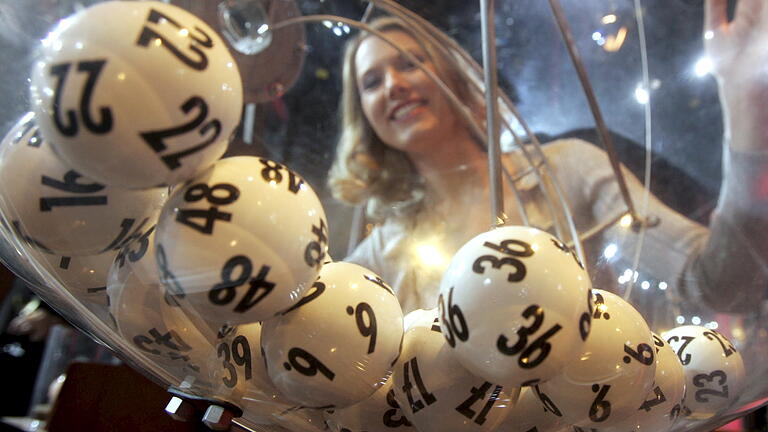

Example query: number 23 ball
[437,226,592,387]
[155,156,328,324]
[29,1,242,188]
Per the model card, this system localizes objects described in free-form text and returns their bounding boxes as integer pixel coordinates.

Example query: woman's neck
[411,134,489,202]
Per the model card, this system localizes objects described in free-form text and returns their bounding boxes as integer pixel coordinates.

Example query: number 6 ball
[30,1,243,188]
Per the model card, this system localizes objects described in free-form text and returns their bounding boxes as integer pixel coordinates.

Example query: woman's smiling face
[354,30,459,156]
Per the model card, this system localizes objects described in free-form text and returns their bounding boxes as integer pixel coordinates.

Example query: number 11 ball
[437,226,593,387]
[155,156,328,324]
[29,1,243,189]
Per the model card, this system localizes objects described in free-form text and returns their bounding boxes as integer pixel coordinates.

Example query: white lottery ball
[0,113,167,255]
[215,322,277,399]
[539,289,656,428]
[661,325,745,420]
[601,333,686,432]
[155,156,328,324]
[107,225,217,385]
[324,378,416,432]
[438,226,593,387]
[496,386,565,432]
[29,1,242,189]
[261,262,404,408]
[391,308,518,432]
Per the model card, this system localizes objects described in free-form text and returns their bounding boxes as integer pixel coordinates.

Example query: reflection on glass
[218,0,272,55]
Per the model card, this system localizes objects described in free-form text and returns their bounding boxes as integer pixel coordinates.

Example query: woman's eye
[361,74,381,90]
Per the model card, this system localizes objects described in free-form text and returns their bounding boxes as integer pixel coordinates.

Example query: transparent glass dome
[0,1,766,431]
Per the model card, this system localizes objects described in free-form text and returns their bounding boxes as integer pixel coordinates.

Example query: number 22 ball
[155,156,328,324]
[30,1,243,189]
[437,226,592,387]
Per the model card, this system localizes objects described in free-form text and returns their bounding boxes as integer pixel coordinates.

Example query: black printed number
[176,183,239,235]
[39,170,107,212]
[347,302,377,354]
[259,159,305,194]
[49,60,113,137]
[304,219,328,269]
[218,335,252,388]
[136,8,213,70]
[623,343,654,366]
[472,239,533,282]
[281,281,325,315]
[283,347,335,381]
[666,335,695,365]
[703,331,736,357]
[208,255,275,313]
[438,286,468,347]
[383,388,412,428]
[140,96,221,170]
[639,386,667,412]
[589,384,612,423]
[497,304,562,369]
[532,385,562,417]
[693,370,729,403]
[455,382,503,426]
[402,357,436,414]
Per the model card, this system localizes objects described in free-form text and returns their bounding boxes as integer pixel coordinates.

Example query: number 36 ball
[154,156,328,325]
[30,1,242,189]
[437,226,593,387]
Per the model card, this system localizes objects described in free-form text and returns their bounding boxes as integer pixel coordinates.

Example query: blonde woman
[328,3,768,323]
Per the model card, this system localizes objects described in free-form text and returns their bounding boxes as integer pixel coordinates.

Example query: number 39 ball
[437,226,593,387]
[155,156,328,324]
[29,1,243,189]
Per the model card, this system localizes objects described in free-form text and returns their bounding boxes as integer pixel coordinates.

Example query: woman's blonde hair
[328,16,478,221]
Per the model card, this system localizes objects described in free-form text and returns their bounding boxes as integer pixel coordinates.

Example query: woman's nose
[384,69,409,99]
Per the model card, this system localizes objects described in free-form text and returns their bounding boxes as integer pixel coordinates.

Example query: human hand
[705,0,768,153]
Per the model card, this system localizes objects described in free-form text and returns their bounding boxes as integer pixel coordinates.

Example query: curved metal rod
[547,0,639,222]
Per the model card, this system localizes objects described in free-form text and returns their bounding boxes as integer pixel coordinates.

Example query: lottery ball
[107,225,219,387]
[0,113,167,255]
[261,262,404,408]
[538,289,656,429]
[324,377,416,432]
[601,333,686,432]
[437,225,593,387]
[154,156,328,324]
[29,1,242,189]
[661,325,745,420]
[32,250,117,308]
[496,386,565,432]
[391,308,518,432]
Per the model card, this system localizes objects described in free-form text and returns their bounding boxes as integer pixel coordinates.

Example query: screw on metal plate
[165,396,197,422]
[203,404,235,431]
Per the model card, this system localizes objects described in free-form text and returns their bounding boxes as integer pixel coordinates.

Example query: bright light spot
[75,41,84,50]
[229,240,237,247]
[676,315,685,324]
[52,40,63,51]
[658,281,668,291]
[641,281,650,290]
[269,180,278,187]
[592,31,602,41]
[710,321,719,329]
[179,28,189,37]
[257,24,269,35]
[620,214,633,228]
[531,243,540,252]
[694,57,713,77]
[415,243,447,268]
[333,27,343,37]
[623,268,633,278]
[634,86,649,104]
[247,176,254,182]
[154,38,163,47]
[704,30,714,40]
[691,316,701,325]
[618,275,627,284]
[603,243,618,260]
[633,271,639,282]
[322,20,333,28]
[117,73,126,81]
[601,14,617,24]
[343,25,351,34]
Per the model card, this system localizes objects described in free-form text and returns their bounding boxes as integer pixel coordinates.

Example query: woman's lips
[390,100,427,121]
